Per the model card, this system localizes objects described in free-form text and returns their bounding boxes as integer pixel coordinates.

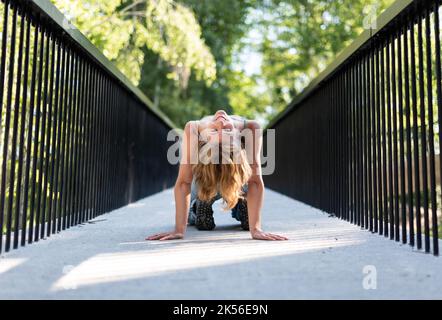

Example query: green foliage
[51,0,216,86]
[138,0,257,127]
[256,0,396,118]
[50,0,400,126]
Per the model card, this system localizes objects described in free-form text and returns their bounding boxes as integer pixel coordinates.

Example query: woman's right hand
[145,231,184,241]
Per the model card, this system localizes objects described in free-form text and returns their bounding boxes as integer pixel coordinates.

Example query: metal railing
[265,0,441,255]
[0,0,178,253]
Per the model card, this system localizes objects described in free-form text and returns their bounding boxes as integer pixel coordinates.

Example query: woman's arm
[146,121,196,241]
[246,121,288,241]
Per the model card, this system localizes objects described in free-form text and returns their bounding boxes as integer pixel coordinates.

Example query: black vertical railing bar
[350,62,355,224]
[96,72,106,218]
[26,18,39,244]
[364,52,369,228]
[97,71,106,218]
[392,31,400,242]
[403,15,415,247]
[59,45,71,231]
[71,53,82,227]
[331,80,335,215]
[124,94,130,205]
[112,82,118,210]
[342,70,345,218]
[342,71,347,219]
[86,66,94,221]
[47,35,58,236]
[358,58,364,227]
[330,81,334,215]
[328,82,334,213]
[64,49,77,228]
[340,71,345,219]
[91,69,103,217]
[93,72,103,218]
[410,14,422,249]
[335,75,339,217]
[360,55,365,226]
[90,70,99,219]
[10,5,25,250]
[61,46,72,229]
[102,79,111,215]
[35,27,50,241]
[381,40,389,237]
[417,8,429,252]
[42,31,56,238]
[77,56,86,222]
[102,80,110,214]
[3,3,18,252]
[370,40,378,233]
[386,34,394,239]
[98,73,105,217]
[72,57,85,225]
[74,57,82,222]
[345,69,350,221]
[110,81,116,208]
[354,60,359,225]
[425,4,437,254]
[106,82,114,213]
[67,49,77,228]
[355,59,360,225]
[397,25,407,244]
[375,40,383,235]
[96,75,106,217]
[336,75,340,218]
[114,87,120,210]
[18,12,31,247]
[101,75,110,216]
[347,65,351,222]
[48,39,64,233]
[78,61,91,223]
[75,57,86,224]
[0,0,9,252]
[117,89,124,208]
[67,52,78,226]
[364,53,369,229]
[369,50,374,230]
[332,78,337,216]
[83,60,92,221]
[87,67,95,220]
[83,64,93,220]
[30,23,44,241]
[433,0,441,256]
[60,46,69,228]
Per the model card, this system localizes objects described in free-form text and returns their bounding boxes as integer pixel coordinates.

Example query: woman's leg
[188,180,221,230]
[188,180,199,225]
[231,185,249,230]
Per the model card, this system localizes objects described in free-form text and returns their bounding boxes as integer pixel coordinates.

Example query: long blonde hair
[192,140,252,209]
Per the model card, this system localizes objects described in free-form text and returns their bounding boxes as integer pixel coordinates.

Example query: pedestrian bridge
[1,0,442,299]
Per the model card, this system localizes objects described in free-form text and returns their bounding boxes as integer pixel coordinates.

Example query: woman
[146,110,288,241]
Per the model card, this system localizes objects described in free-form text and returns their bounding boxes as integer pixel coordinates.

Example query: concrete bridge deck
[0,188,441,299]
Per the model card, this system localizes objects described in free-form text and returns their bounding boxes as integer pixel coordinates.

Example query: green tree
[52,0,216,87]
[254,0,395,119]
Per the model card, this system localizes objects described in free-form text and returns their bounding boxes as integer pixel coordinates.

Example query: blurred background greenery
[51,0,395,128]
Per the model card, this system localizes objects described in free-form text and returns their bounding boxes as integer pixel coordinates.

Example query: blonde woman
[146,110,288,241]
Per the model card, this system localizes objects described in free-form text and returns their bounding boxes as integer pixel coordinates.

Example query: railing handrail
[28,0,177,130]
[266,0,414,130]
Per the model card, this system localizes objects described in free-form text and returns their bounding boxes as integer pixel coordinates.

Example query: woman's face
[200,110,238,144]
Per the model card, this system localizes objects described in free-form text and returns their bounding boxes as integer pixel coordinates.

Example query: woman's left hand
[251,229,288,241]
